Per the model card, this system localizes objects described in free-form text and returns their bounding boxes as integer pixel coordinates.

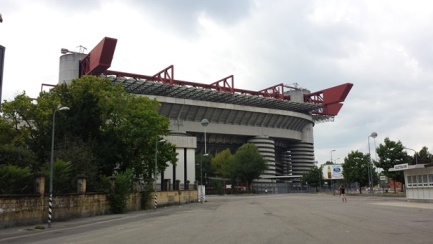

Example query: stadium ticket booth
[389,163,433,200]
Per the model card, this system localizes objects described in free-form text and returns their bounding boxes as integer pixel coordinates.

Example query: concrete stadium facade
[147,94,315,180]
[58,37,352,191]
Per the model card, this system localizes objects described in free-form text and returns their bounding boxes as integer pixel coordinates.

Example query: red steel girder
[305,83,353,116]
[153,65,174,85]
[209,75,234,93]
[79,37,117,77]
[257,83,290,100]
[104,69,277,98]
[41,83,56,92]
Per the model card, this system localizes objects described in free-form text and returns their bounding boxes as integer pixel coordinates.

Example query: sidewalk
[0,207,168,242]
[0,213,124,241]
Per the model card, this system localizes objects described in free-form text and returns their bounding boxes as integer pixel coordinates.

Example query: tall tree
[211,149,233,179]
[55,138,98,190]
[342,150,372,194]
[375,137,409,193]
[56,76,176,179]
[417,146,433,165]
[301,166,322,191]
[210,149,234,193]
[1,92,56,164]
[0,145,36,169]
[0,117,19,145]
[231,144,267,192]
[1,76,176,189]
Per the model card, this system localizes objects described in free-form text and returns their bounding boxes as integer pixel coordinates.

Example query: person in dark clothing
[339,185,347,202]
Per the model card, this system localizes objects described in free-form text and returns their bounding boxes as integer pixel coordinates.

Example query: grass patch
[25,225,46,230]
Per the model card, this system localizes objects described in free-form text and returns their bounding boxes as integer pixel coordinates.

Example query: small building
[389,163,433,200]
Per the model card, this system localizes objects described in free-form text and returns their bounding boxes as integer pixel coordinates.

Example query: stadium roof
[106,76,323,114]
[77,37,352,122]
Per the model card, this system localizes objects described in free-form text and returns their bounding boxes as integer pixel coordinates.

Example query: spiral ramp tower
[248,136,276,181]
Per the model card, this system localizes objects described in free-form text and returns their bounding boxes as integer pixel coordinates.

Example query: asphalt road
[1,194,433,244]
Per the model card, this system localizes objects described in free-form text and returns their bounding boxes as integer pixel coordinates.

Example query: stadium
[58,37,353,193]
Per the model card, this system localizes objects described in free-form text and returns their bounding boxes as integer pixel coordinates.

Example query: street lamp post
[404,147,418,165]
[48,106,69,228]
[329,150,336,190]
[368,132,377,194]
[154,139,165,209]
[200,119,209,203]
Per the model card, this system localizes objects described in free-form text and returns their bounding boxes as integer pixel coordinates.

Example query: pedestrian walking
[339,185,347,202]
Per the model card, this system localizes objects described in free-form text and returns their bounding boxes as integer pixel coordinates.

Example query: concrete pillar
[164,179,171,191]
[185,180,190,190]
[175,180,180,190]
[77,175,87,194]
[34,172,45,195]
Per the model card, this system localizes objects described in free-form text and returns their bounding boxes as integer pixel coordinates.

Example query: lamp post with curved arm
[368,132,377,194]
[154,139,165,209]
[200,119,209,203]
[404,147,418,165]
[48,106,70,228]
[331,150,336,163]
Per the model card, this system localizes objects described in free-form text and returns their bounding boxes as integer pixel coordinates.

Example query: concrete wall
[152,190,198,207]
[0,190,198,229]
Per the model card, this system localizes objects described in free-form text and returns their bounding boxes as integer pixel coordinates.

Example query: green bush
[0,165,33,194]
[140,183,153,209]
[42,160,74,193]
[105,169,133,214]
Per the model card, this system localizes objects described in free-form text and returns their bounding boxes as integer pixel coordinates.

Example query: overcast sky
[1,0,432,166]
